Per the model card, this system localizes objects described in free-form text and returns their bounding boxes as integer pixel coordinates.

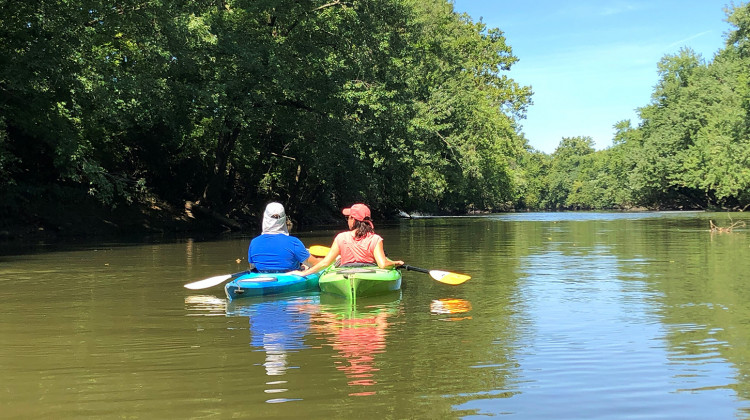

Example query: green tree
[543,136,595,209]
[0,0,534,231]
[401,1,531,212]
[629,48,708,208]
[513,143,551,210]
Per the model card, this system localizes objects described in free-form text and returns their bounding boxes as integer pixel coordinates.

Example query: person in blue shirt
[248,202,314,272]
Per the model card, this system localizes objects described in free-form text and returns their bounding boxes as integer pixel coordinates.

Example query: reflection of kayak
[225,272,322,300]
[226,295,320,378]
[319,290,402,318]
[184,294,227,316]
[313,292,402,395]
[319,266,401,300]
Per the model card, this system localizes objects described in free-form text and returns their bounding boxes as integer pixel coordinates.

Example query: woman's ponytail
[353,218,374,239]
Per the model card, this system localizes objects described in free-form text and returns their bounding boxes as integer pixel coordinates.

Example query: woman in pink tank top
[290,203,404,276]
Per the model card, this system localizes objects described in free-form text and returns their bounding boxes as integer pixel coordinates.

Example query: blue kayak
[225,271,322,301]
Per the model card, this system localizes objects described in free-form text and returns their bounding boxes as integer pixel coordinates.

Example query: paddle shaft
[228,270,250,278]
[399,264,471,285]
[184,245,329,290]
[400,264,429,274]
[215,270,253,283]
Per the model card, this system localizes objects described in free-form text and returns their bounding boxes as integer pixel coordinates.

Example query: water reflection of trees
[545,215,750,407]
[638,226,750,405]
[406,213,750,415]
[508,213,750,408]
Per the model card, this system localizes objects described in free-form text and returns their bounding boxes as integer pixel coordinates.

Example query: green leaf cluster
[0,0,532,229]
[7,0,746,230]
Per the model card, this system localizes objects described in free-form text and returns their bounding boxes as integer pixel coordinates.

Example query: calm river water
[2,212,750,419]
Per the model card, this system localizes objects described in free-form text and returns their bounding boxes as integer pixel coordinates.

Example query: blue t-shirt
[248,234,310,272]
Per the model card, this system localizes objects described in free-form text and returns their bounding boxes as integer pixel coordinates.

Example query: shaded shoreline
[0,198,701,246]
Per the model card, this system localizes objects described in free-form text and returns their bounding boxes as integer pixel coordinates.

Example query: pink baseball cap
[342,203,371,221]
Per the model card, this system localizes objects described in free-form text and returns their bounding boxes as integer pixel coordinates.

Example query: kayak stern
[319,267,402,300]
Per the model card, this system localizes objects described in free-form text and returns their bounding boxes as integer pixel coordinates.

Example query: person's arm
[247,242,256,271]
[373,240,404,268]
[302,255,322,270]
[292,238,315,270]
[289,240,340,276]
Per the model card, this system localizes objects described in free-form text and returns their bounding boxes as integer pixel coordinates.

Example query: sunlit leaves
[1,0,534,225]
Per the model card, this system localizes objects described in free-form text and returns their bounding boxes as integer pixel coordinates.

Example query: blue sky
[451,0,733,153]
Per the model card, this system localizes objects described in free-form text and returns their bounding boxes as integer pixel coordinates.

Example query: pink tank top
[335,231,383,265]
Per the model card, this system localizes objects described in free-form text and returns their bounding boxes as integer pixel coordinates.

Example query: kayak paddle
[184,270,249,290]
[183,245,332,290]
[400,265,471,285]
[309,245,331,257]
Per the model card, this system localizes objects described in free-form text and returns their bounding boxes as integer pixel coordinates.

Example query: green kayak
[318,266,402,301]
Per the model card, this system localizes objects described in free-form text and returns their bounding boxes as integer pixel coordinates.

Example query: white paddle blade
[184,274,233,290]
[429,270,471,285]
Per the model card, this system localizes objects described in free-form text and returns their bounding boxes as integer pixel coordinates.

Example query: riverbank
[0,199,229,243]
[0,197,360,244]
[0,192,690,245]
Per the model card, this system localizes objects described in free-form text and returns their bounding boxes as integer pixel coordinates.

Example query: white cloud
[665,30,715,51]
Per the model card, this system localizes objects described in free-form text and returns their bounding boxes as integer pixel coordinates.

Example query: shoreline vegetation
[2,2,749,243]
[0,197,726,244]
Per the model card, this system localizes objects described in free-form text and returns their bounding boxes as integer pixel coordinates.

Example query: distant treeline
[527,2,750,212]
[1,1,749,234]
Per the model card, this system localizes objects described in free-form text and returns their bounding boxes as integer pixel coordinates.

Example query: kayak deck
[319,266,402,301]
[225,271,321,300]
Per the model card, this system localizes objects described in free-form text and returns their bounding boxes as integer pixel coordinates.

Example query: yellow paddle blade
[429,270,471,285]
[309,245,331,257]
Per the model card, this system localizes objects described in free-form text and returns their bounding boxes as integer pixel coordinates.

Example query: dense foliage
[0,0,531,231]
[1,1,748,234]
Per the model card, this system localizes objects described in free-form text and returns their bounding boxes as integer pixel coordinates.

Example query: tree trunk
[202,122,240,211]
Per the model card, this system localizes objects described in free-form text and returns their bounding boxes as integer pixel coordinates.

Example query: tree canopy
[0,0,531,232]
[2,1,749,236]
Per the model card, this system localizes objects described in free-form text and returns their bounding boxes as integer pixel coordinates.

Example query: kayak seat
[237,276,278,284]
[337,268,377,275]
